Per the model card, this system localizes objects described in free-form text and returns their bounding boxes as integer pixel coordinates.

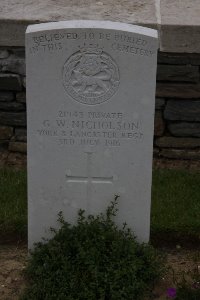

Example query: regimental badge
[62,44,120,105]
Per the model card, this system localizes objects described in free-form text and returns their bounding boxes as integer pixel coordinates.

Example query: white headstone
[26,20,158,248]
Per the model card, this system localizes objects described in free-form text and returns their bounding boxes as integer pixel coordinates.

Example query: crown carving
[79,43,103,54]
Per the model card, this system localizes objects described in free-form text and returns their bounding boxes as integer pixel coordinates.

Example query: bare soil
[0,242,199,300]
[0,243,27,300]
[153,248,199,299]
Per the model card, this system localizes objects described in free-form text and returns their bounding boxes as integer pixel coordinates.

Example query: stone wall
[0,47,26,168]
[0,47,200,169]
[155,52,200,169]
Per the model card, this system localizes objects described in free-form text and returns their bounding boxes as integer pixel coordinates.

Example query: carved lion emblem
[62,44,120,105]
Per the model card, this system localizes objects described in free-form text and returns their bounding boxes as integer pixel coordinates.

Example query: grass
[0,168,199,242]
[151,169,200,239]
[0,169,27,238]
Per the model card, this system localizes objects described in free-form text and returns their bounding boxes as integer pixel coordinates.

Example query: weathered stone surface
[0,0,158,46]
[0,74,22,91]
[161,24,200,54]
[0,126,13,140]
[157,65,199,82]
[10,48,25,58]
[0,112,26,126]
[15,128,27,135]
[160,0,200,53]
[16,92,26,103]
[0,21,30,47]
[153,157,200,171]
[0,49,9,59]
[0,151,9,168]
[0,101,25,111]
[156,83,200,99]
[0,91,14,102]
[0,140,8,151]
[15,135,27,143]
[155,136,200,148]
[158,52,200,65]
[0,150,26,169]
[155,98,165,110]
[0,55,25,75]
[160,148,200,160]
[1,0,200,53]
[9,141,27,153]
[154,111,165,136]
[26,20,158,247]
[22,77,26,88]
[15,128,27,142]
[168,122,200,137]
[164,99,200,121]
[7,152,27,169]
[153,147,160,156]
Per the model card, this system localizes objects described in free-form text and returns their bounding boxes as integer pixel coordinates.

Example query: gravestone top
[26,20,157,37]
[26,20,158,248]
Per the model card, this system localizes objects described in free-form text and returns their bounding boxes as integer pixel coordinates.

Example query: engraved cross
[66,151,113,210]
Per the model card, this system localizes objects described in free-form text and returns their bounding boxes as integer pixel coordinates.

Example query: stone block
[0,56,25,75]
[155,136,200,148]
[22,77,26,88]
[0,49,9,59]
[0,21,29,47]
[164,99,200,121]
[15,128,27,135]
[10,48,25,58]
[160,148,200,161]
[154,111,165,136]
[0,101,25,111]
[7,152,27,169]
[16,92,26,103]
[160,0,200,53]
[15,128,27,142]
[0,126,13,140]
[156,83,200,99]
[160,24,200,54]
[157,65,199,82]
[9,141,27,153]
[153,147,160,156]
[168,122,200,138]
[0,112,26,127]
[0,151,9,168]
[0,1,158,47]
[155,98,165,110]
[0,140,8,151]
[158,52,200,65]
[153,157,200,170]
[15,135,27,143]
[0,74,22,91]
[0,91,14,102]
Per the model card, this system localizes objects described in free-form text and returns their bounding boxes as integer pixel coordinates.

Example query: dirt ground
[153,247,200,299]
[0,243,27,300]
[0,242,199,300]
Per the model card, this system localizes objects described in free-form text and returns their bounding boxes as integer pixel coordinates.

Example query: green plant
[21,196,164,300]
